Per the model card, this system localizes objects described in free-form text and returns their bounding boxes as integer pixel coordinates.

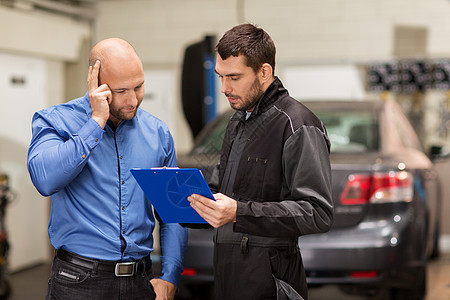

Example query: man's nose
[221,78,231,94]
[126,91,138,106]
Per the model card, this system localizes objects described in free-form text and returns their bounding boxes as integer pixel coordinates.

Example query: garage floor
[7,247,450,300]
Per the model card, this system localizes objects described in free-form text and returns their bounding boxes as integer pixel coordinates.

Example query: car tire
[176,283,215,300]
[0,278,11,300]
[430,223,440,259]
[390,265,426,300]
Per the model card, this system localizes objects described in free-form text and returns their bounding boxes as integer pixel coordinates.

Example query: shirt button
[120,156,123,159]
[122,230,125,234]
[95,139,98,142]
[122,206,125,210]
[122,181,125,184]
[82,154,86,159]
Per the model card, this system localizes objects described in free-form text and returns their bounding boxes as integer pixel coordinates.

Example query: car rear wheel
[390,265,426,300]
[176,283,215,300]
[338,285,389,299]
[0,278,10,300]
[430,223,440,259]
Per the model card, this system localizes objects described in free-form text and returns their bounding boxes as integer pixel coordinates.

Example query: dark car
[176,99,445,300]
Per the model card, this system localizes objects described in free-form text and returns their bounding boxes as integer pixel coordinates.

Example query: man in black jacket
[188,24,334,300]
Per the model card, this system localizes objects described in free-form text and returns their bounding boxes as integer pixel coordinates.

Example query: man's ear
[259,63,273,84]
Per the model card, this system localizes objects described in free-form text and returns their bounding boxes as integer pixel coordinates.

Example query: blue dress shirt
[27,92,188,286]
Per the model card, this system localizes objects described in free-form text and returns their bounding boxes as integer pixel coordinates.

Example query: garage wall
[0,6,90,61]
[95,0,450,63]
[0,53,51,271]
[0,5,90,270]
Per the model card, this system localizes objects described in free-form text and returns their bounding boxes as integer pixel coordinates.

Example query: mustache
[225,93,240,99]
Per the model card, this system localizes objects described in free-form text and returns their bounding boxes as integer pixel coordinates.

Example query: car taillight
[340,171,413,205]
[181,268,197,276]
[351,271,378,278]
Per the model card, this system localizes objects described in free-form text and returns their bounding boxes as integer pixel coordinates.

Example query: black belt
[215,224,299,254]
[56,249,152,277]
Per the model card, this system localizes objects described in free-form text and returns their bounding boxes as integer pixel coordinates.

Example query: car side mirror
[429,145,450,161]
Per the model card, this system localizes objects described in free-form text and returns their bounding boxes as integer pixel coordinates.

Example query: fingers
[88,60,111,95]
[150,278,177,299]
[88,60,111,103]
[189,194,218,219]
[189,194,216,208]
[87,60,111,128]
[87,60,100,92]
[188,193,237,228]
[188,194,214,222]
[96,89,112,104]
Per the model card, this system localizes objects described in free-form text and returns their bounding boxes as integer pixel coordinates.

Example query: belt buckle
[114,262,137,277]
[241,236,249,254]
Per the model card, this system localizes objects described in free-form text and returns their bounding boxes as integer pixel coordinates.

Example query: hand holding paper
[188,193,237,228]
[130,168,214,223]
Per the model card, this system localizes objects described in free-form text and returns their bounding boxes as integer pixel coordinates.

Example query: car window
[192,109,380,154]
[388,101,423,152]
[316,112,379,153]
[192,117,229,155]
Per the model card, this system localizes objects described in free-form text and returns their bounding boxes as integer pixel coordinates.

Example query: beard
[227,77,264,112]
[109,106,137,121]
[109,98,142,123]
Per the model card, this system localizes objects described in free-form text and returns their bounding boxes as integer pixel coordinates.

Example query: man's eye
[231,77,239,81]
[116,91,125,94]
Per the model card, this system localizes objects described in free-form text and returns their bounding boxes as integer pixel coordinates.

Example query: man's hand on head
[88,60,111,129]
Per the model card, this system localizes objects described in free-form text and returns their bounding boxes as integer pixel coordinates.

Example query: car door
[389,101,441,257]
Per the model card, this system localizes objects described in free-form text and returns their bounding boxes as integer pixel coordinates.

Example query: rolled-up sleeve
[158,222,188,286]
[27,112,103,196]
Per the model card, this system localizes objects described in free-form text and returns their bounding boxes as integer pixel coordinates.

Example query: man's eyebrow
[112,81,144,92]
[214,69,243,77]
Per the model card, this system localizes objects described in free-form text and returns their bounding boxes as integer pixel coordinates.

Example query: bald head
[89,38,140,66]
[89,38,143,87]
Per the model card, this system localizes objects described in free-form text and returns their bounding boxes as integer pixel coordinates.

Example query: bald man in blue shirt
[27,38,187,300]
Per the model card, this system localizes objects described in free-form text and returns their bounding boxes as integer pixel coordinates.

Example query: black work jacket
[215,77,334,243]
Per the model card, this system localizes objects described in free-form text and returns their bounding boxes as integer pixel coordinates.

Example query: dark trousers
[46,253,156,300]
[214,243,307,300]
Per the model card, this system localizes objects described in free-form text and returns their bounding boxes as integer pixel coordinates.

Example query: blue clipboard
[130,168,214,223]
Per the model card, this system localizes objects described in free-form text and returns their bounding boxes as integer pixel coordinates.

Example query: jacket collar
[252,76,287,115]
[232,77,288,121]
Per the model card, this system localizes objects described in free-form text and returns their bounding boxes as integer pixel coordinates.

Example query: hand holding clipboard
[130,168,215,223]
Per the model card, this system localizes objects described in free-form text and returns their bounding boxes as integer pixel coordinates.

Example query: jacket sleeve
[208,163,220,193]
[27,112,103,197]
[234,126,334,237]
